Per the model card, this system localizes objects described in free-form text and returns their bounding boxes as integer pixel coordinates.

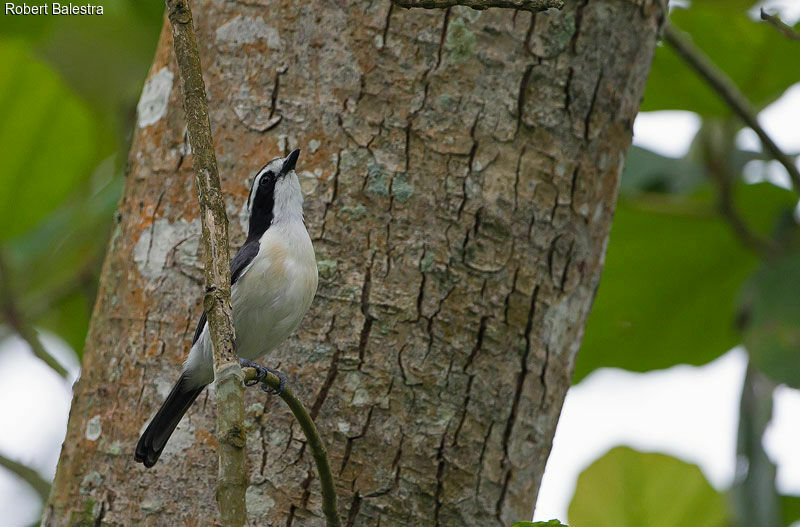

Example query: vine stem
[242,368,342,527]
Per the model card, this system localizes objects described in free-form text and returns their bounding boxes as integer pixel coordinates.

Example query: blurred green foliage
[0,42,95,241]
[740,249,800,388]
[576,182,796,381]
[0,1,162,354]
[569,1,800,526]
[642,1,799,116]
[569,447,729,527]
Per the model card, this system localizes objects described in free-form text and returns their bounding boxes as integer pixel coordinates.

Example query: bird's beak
[282,149,300,174]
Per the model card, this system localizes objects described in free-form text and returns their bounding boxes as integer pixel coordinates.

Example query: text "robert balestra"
[5,2,104,15]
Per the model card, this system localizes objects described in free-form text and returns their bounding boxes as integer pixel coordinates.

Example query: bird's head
[246,149,303,239]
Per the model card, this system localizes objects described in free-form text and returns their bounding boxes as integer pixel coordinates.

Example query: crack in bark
[339,405,375,475]
[564,66,574,112]
[451,374,473,447]
[363,430,405,498]
[463,315,489,373]
[397,343,414,386]
[474,420,495,498]
[435,8,452,70]
[513,147,526,212]
[457,110,483,222]
[559,240,575,292]
[539,344,550,408]
[524,12,537,55]
[357,254,375,371]
[496,285,538,519]
[569,163,580,205]
[320,150,342,240]
[415,247,428,321]
[382,3,394,49]
[584,70,603,141]
[503,268,519,325]
[283,469,313,526]
[516,64,534,136]
[93,499,106,527]
[310,315,340,420]
[570,0,590,53]
[345,492,362,527]
[432,432,447,527]
[424,285,456,361]
[259,425,268,475]
[299,470,314,509]
[269,68,283,119]
[136,364,147,406]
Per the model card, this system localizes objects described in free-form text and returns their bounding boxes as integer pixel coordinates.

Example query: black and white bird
[135,149,318,468]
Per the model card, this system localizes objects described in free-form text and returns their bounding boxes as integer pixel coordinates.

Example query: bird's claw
[239,359,287,395]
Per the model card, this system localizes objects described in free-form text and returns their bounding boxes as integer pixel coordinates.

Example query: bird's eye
[261,172,273,185]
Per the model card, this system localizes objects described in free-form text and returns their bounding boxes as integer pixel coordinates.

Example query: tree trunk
[44,0,662,525]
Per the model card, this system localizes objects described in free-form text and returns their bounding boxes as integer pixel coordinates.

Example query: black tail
[135,373,205,468]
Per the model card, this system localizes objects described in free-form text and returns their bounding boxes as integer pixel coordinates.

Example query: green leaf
[642,3,799,115]
[0,41,96,241]
[575,182,796,381]
[569,447,729,527]
[781,494,800,525]
[740,249,800,388]
[5,158,122,359]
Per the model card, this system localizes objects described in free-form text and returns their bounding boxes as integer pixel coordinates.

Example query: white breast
[184,220,317,386]
[232,222,318,361]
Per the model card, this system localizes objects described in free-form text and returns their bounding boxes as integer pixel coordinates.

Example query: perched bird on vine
[135,149,318,467]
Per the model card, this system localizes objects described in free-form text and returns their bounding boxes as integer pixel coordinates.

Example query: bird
[135,149,318,468]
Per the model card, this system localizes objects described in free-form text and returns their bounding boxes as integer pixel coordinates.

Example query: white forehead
[253,157,284,185]
[247,156,284,211]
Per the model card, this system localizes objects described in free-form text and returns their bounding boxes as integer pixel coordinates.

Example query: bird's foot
[239,358,287,395]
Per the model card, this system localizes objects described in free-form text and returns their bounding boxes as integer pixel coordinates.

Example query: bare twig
[392,0,562,12]
[242,368,341,527]
[0,251,68,378]
[663,24,800,191]
[164,0,245,524]
[0,452,51,502]
[760,8,800,41]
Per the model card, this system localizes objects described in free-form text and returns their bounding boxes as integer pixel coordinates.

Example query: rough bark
[44,0,663,525]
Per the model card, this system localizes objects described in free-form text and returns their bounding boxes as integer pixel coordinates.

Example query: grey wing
[191,240,260,345]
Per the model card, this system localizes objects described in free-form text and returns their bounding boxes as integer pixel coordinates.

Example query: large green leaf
[642,2,800,116]
[35,0,163,156]
[782,494,800,525]
[574,182,795,381]
[568,447,729,527]
[6,158,121,358]
[0,41,96,241]
[740,249,800,388]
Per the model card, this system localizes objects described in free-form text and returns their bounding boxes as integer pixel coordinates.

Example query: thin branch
[242,368,342,527]
[165,0,245,525]
[760,8,800,41]
[698,130,779,257]
[663,24,800,191]
[0,452,51,502]
[0,251,68,378]
[392,0,562,12]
